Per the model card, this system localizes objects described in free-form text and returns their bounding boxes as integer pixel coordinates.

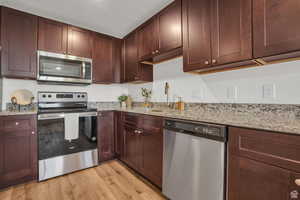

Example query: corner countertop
[98,107,300,135]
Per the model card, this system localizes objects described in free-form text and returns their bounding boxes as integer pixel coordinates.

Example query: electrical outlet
[227,86,237,99]
[263,84,276,99]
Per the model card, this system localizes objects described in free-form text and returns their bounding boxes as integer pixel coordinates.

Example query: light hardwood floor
[0,160,166,200]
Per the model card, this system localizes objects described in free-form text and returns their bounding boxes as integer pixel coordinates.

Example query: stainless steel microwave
[37,51,92,85]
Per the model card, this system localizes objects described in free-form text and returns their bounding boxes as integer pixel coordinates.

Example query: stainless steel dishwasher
[163,119,227,200]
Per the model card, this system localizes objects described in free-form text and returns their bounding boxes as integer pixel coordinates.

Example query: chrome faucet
[165,82,170,107]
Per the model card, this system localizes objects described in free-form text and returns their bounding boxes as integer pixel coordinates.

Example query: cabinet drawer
[123,112,142,126]
[229,127,300,173]
[143,115,163,133]
[1,115,36,133]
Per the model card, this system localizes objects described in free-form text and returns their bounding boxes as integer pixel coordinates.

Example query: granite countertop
[0,110,38,116]
[97,107,300,135]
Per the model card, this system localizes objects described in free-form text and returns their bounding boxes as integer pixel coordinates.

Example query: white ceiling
[0,0,173,38]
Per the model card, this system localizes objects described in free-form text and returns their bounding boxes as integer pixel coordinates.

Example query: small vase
[121,102,127,109]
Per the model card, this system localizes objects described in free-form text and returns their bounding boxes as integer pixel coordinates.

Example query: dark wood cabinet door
[123,125,140,170]
[211,0,252,66]
[93,34,113,83]
[141,131,163,187]
[138,18,158,60]
[114,112,124,158]
[1,7,37,79]
[98,111,115,162]
[228,156,292,200]
[123,32,139,82]
[38,17,68,54]
[253,0,300,58]
[0,115,37,189]
[182,0,212,72]
[67,25,92,58]
[157,0,182,54]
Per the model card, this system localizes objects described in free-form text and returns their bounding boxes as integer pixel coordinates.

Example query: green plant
[141,88,152,98]
[118,95,128,102]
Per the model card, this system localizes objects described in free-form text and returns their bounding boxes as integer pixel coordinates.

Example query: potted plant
[118,95,128,109]
[141,88,152,109]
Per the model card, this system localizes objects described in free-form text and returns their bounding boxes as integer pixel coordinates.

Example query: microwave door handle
[82,62,86,79]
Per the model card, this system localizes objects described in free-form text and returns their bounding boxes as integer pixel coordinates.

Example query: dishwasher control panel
[164,119,227,142]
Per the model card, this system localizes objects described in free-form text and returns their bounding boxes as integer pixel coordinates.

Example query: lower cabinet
[0,115,37,189]
[228,127,300,200]
[98,111,115,162]
[120,113,163,187]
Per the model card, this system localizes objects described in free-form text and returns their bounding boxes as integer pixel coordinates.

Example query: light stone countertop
[97,107,300,135]
[1,106,299,135]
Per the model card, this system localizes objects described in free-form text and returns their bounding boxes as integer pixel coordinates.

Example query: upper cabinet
[157,0,182,54]
[136,0,182,65]
[123,31,153,83]
[1,7,37,79]
[93,33,122,83]
[38,18,68,54]
[253,0,300,60]
[38,19,93,58]
[182,0,252,72]
[67,25,93,58]
[138,18,158,61]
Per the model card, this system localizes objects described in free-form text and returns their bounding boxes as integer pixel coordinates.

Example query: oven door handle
[78,112,98,117]
[38,113,65,120]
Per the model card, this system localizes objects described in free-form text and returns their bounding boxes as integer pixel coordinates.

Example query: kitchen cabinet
[114,111,124,158]
[67,25,93,58]
[123,31,153,83]
[182,0,253,72]
[228,127,300,200]
[157,0,182,55]
[140,115,163,187]
[137,0,182,64]
[98,111,115,162]
[0,115,37,189]
[138,18,158,61]
[38,17,68,54]
[120,113,163,187]
[253,0,300,59]
[93,34,122,84]
[1,7,37,79]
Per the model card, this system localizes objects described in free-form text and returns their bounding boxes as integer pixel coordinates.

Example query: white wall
[1,78,128,110]
[127,57,300,104]
[2,57,300,110]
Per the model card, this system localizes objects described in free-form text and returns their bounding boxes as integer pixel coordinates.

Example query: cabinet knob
[204,61,209,65]
[290,190,299,199]
[295,179,300,186]
[155,50,159,53]
[31,131,35,135]
[15,122,19,126]
[152,51,155,54]
[212,59,217,64]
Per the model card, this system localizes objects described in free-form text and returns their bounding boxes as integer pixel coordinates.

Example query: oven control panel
[38,92,88,103]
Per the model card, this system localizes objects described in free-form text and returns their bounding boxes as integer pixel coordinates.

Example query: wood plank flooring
[0,160,166,200]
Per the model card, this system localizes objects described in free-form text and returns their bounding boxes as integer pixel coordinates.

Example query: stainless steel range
[37,92,98,181]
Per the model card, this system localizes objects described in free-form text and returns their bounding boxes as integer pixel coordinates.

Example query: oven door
[37,51,92,84]
[37,112,97,160]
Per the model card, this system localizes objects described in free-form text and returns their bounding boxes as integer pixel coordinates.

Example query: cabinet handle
[295,179,300,186]
[204,61,209,65]
[212,59,217,64]
[15,122,19,126]
[290,190,299,199]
